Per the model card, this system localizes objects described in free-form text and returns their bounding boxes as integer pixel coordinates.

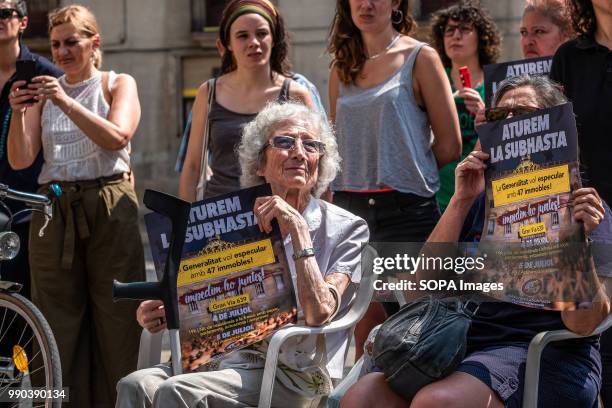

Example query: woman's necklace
[367,33,401,60]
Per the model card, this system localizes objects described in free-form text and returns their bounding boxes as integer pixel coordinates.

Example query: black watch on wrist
[292,247,315,261]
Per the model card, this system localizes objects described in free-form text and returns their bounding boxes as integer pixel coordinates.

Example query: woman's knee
[411,384,458,408]
[341,373,407,408]
[116,371,155,407]
[153,377,183,403]
[411,373,503,408]
[116,367,170,407]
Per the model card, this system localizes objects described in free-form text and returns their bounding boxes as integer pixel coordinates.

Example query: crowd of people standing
[0,0,611,407]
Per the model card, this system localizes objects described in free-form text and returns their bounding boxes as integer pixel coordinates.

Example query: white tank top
[39,71,131,183]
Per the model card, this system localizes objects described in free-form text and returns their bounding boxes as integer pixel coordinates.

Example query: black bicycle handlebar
[112,189,191,331]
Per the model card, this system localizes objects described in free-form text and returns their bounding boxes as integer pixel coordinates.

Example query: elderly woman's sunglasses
[263,135,326,155]
[485,105,539,122]
[0,8,19,20]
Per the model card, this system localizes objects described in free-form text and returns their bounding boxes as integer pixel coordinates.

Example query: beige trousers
[115,364,318,408]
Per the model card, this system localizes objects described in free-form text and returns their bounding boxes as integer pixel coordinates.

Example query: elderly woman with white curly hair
[116,101,369,408]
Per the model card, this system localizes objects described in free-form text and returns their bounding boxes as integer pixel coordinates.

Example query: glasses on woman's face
[443,24,474,37]
[263,135,326,155]
[485,105,540,121]
[0,8,18,20]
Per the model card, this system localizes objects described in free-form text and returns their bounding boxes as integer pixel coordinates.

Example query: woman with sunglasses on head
[342,74,611,408]
[550,0,612,403]
[520,0,574,59]
[430,0,501,213]
[178,0,313,203]
[7,4,144,407]
[328,0,462,359]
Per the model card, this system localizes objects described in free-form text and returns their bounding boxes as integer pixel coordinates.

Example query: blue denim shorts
[456,342,601,408]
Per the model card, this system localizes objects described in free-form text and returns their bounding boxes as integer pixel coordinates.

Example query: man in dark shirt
[0,0,62,297]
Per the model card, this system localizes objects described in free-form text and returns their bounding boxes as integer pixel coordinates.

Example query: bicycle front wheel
[0,292,62,408]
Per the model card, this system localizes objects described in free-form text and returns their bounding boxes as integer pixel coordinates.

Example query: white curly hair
[237,102,340,197]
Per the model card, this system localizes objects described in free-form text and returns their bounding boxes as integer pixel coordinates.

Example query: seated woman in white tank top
[7,5,144,407]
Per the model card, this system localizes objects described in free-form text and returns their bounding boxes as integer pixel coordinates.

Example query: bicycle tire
[0,292,62,408]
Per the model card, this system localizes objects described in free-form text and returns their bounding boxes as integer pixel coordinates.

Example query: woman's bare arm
[328,66,340,125]
[7,81,43,170]
[179,81,211,202]
[413,46,462,168]
[30,73,141,151]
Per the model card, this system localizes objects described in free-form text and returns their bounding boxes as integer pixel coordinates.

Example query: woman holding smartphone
[328,0,461,357]
[178,0,313,202]
[7,5,143,407]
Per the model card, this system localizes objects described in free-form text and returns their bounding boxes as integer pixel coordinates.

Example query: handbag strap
[198,77,216,192]
[459,292,487,318]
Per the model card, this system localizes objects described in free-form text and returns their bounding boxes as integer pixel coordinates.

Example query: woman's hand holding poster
[476,103,599,310]
[145,184,297,371]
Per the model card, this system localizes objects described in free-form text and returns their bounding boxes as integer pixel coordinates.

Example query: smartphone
[459,66,472,89]
[16,59,36,84]
[15,60,36,104]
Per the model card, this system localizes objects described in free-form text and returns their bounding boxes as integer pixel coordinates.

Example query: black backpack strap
[278,78,291,102]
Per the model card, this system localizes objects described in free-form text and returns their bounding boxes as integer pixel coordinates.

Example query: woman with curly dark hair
[550,0,612,403]
[429,0,501,212]
[179,0,313,202]
[327,0,461,359]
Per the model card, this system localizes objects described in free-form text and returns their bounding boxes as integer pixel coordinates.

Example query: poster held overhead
[475,102,598,310]
[484,56,553,107]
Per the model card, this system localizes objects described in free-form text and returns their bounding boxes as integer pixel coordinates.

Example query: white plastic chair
[137,329,163,369]
[523,314,612,408]
[327,357,364,408]
[327,275,407,407]
[257,244,377,408]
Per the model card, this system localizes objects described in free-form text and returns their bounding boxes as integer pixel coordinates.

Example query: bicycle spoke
[0,306,7,337]
[27,364,46,378]
[16,317,29,345]
[0,311,17,345]
[27,349,42,369]
[0,294,61,407]
[0,380,15,398]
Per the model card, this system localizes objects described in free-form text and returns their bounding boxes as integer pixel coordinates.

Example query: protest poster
[484,56,552,107]
[144,184,297,371]
[475,103,598,309]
